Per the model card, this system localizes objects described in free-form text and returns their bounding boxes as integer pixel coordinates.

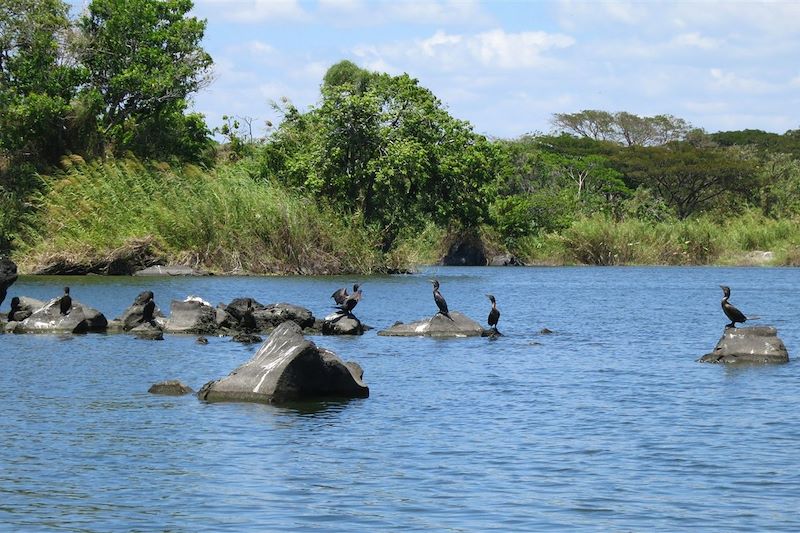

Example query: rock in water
[321,311,364,335]
[163,299,218,334]
[18,297,107,333]
[198,321,369,404]
[148,380,193,395]
[0,257,18,308]
[699,326,789,364]
[377,311,484,337]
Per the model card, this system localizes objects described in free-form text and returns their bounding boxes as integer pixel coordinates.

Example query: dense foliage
[2,2,800,271]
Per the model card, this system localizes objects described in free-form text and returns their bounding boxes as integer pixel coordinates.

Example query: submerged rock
[377,311,484,337]
[18,297,108,333]
[198,321,369,404]
[0,257,17,308]
[148,380,193,395]
[699,326,789,364]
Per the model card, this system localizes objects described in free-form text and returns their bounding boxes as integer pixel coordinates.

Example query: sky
[70,0,800,140]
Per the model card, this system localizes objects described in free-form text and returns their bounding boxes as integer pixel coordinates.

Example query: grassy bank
[515,212,800,266]
[13,157,408,275]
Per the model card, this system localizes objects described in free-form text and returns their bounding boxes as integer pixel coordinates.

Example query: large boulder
[163,298,218,334]
[18,298,108,333]
[253,303,315,330]
[378,311,485,337]
[699,326,789,364]
[321,311,365,335]
[216,297,262,332]
[0,257,18,308]
[198,321,369,404]
[109,290,165,332]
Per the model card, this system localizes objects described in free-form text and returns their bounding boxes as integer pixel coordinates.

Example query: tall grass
[517,211,800,266]
[16,157,391,274]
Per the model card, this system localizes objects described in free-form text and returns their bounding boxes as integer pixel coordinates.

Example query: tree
[615,143,758,218]
[76,0,212,158]
[263,64,501,249]
[0,0,82,167]
[551,110,691,146]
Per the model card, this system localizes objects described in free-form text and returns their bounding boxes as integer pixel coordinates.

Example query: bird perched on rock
[720,285,749,329]
[142,293,156,324]
[430,279,451,319]
[486,294,500,334]
[59,287,72,315]
[335,284,362,315]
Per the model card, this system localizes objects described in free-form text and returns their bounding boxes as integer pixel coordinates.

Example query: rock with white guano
[698,326,789,364]
[377,311,485,337]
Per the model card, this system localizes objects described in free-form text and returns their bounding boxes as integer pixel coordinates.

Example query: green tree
[76,0,212,160]
[551,110,692,146]
[263,65,501,249]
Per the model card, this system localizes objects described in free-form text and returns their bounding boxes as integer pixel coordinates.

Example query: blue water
[1,266,799,531]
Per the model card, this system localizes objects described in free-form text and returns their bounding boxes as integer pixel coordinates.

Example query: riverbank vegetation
[2,0,800,274]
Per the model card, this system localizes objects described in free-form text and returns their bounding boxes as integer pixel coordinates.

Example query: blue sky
[70,0,800,139]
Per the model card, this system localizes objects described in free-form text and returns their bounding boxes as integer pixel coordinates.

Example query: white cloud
[709,68,775,94]
[354,29,574,72]
[670,32,719,50]
[197,0,308,22]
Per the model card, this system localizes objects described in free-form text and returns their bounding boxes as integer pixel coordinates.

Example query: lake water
[1,266,799,531]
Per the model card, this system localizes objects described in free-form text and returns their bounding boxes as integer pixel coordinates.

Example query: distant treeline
[3,1,800,271]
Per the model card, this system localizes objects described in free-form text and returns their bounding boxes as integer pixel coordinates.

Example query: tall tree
[76,0,212,158]
[552,110,691,147]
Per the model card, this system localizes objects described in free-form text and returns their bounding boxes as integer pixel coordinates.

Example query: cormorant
[720,285,748,328]
[336,284,362,315]
[241,298,257,332]
[486,294,500,333]
[430,279,451,319]
[142,293,156,324]
[59,287,72,315]
[332,284,359,306]
[9,296,21,321]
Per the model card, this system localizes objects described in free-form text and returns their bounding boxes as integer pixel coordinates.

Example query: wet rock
[377,311,484,337]
[0,257,17,308]
[217,297,262,332]
[134,265,211,276]
[196,336,209,345]
[7,296,45,322]
[18,298,108,333]
[232,332,263,344]
[321,311,365,335]
[163,299,218,334]
[131,322,164,340]
[198,321,369,404]
[148,380,193,395]
[111,290,164,332]
[699,326,789,364]
[253,303,315,330]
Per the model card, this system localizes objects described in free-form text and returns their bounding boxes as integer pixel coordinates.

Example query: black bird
[142,293,156,324]
[430,279,451,319]
[241,298,257,332]
[486,294,500,333]
[720,285,748,328]
[332,284,359,306]
[336,284,362,315]
[9,296,21,321]
[59,286,72,315]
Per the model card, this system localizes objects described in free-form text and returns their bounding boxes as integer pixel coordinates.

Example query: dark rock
[253,302,315,330]
[539,328,554,335]
[232,332,263,344]
[198,321,369,404]
[163,298,218,334]
[699,326,789,364]
[131,322,164,340]
[481,328,502,338]
[489,253,524,266]
[148,380,193,395]
[134,265,211,276]
[18,297,107,333]
[441,232,487,266]
[196,336,209,345]
[321,311,365,335]
[8,296,45,322]
[0,257,18,308]
[218,297,263,332]
[377,311,484,337]
[113,291,164,331]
